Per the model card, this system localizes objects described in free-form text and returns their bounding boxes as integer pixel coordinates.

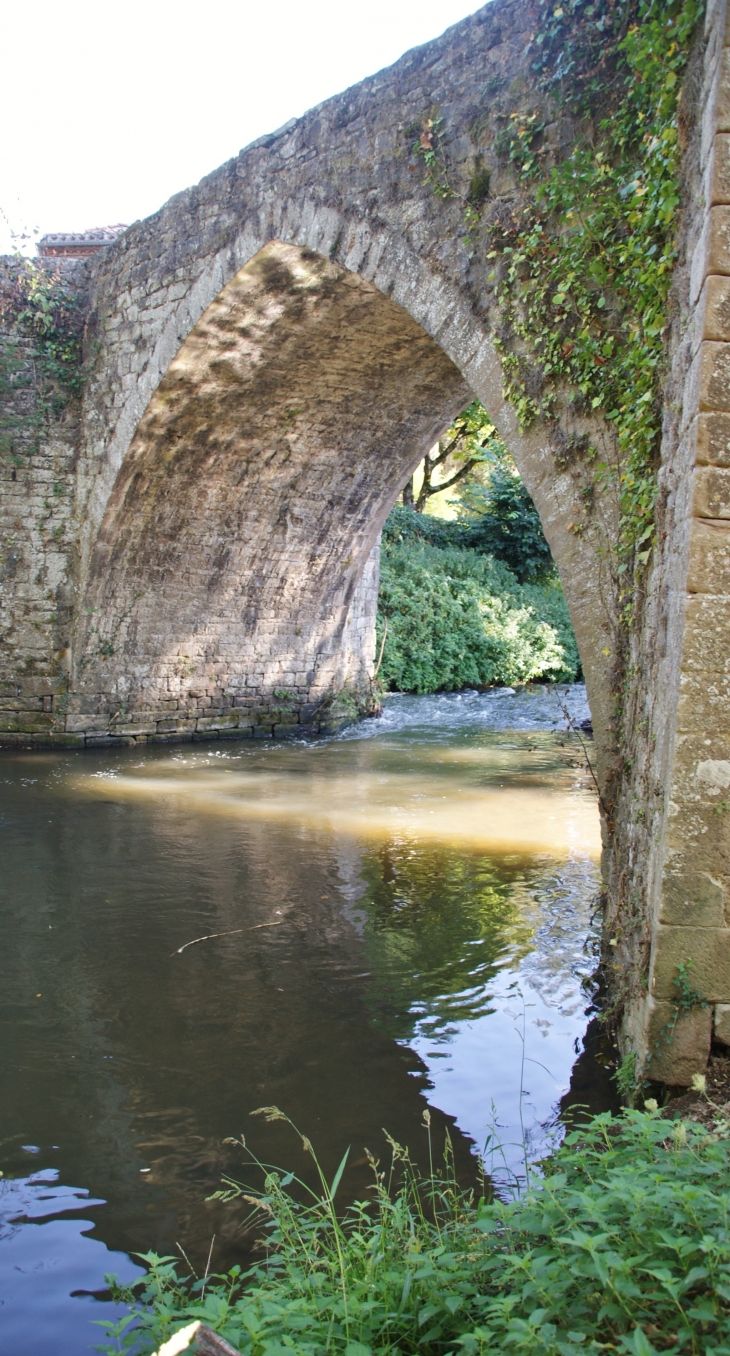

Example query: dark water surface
[0,686,610,1355]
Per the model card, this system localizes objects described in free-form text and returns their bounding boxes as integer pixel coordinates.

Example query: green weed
[98,1108,730,1355]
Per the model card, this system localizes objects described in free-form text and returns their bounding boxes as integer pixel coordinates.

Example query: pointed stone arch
[75,217,618,764]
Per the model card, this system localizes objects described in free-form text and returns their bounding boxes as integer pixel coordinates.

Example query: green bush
[100,1109,730,1356]
[376,538,578,694]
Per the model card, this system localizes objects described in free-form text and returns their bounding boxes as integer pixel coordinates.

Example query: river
[0,684,612,1355]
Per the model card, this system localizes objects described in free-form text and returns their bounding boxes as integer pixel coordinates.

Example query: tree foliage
[376,533,578,694]
[403,401,501,512]
[457,458,555,584]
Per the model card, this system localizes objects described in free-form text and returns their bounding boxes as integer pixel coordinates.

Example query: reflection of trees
[356,844,601,1045]
[356,844,535,1041]
[0,767,479,1272]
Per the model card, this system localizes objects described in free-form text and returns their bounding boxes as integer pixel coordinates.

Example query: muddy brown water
[0,686,615,1355]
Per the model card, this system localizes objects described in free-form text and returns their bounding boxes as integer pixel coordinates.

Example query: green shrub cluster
[100,1109,730,1356]
[376,525,578,694]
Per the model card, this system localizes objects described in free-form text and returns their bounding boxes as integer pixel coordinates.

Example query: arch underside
[76,243,471,727]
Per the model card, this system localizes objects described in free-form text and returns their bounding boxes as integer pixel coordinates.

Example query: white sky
[1,0,485,255]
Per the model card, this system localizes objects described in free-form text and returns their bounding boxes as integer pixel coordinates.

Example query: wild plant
[99,1107,730,1356]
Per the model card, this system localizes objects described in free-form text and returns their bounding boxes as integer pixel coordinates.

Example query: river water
[0,684,610,1355]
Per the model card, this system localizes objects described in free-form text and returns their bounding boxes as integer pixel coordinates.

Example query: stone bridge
[3,0,730,1084]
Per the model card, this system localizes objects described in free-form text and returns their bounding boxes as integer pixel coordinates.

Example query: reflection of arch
[77,231,617,766]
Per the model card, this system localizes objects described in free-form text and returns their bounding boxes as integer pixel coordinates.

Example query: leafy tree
[402,400,500,512]
[376,538,579,694]
[401,401,553,583]
[457,454,554,583]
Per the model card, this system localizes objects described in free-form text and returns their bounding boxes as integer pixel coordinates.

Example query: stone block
[300,703,324,723]
[715,1003,730,1044]
[643,1001,712,1086]
[128,708,177,723]
[696,412,730,464]
[693,464,730,515]
[113,722,156,737]
[703,275,730,341]
[686,517,730,592]
[711,133,730,205]
[0,732,27,747]
[194,713,240,731]
[668,806,726,878]
[706,207,730,278]
[65,694,102,715]
[0,716,19,732]
[650,922,730,1001]
[699,340,730,410]
[66,714,112,733]
[17,676,66,697]
[676,732,730,787]
[659,871,726,926]
[84,733,135,747]
[682,594,730,669]
[31,731,85,748]
[677,670,730,730]
[17,714,56,733]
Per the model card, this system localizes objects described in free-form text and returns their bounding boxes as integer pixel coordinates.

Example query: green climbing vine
[0,259,83,459]
[415,0,704,600]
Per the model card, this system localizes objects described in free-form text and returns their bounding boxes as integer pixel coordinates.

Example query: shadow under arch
[75,236,615,766]
[75,242,471,722]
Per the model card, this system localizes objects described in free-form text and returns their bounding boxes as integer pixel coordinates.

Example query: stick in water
[171,920,284,957]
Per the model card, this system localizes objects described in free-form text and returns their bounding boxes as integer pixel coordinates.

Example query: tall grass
[100,1107,730,1356]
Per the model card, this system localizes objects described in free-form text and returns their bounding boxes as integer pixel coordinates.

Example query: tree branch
[415,457,477,511]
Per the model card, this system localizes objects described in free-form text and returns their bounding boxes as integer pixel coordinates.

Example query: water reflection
[0,685,602,1354]
[0,1167,140,1356]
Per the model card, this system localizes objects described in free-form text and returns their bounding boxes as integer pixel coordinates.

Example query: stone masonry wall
[0,259,83,742]
[609,0,730,1084]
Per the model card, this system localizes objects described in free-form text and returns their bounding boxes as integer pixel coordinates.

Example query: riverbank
[101,1100,730,1355]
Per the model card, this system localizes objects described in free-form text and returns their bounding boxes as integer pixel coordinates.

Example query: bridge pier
[617,0,730,1084]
